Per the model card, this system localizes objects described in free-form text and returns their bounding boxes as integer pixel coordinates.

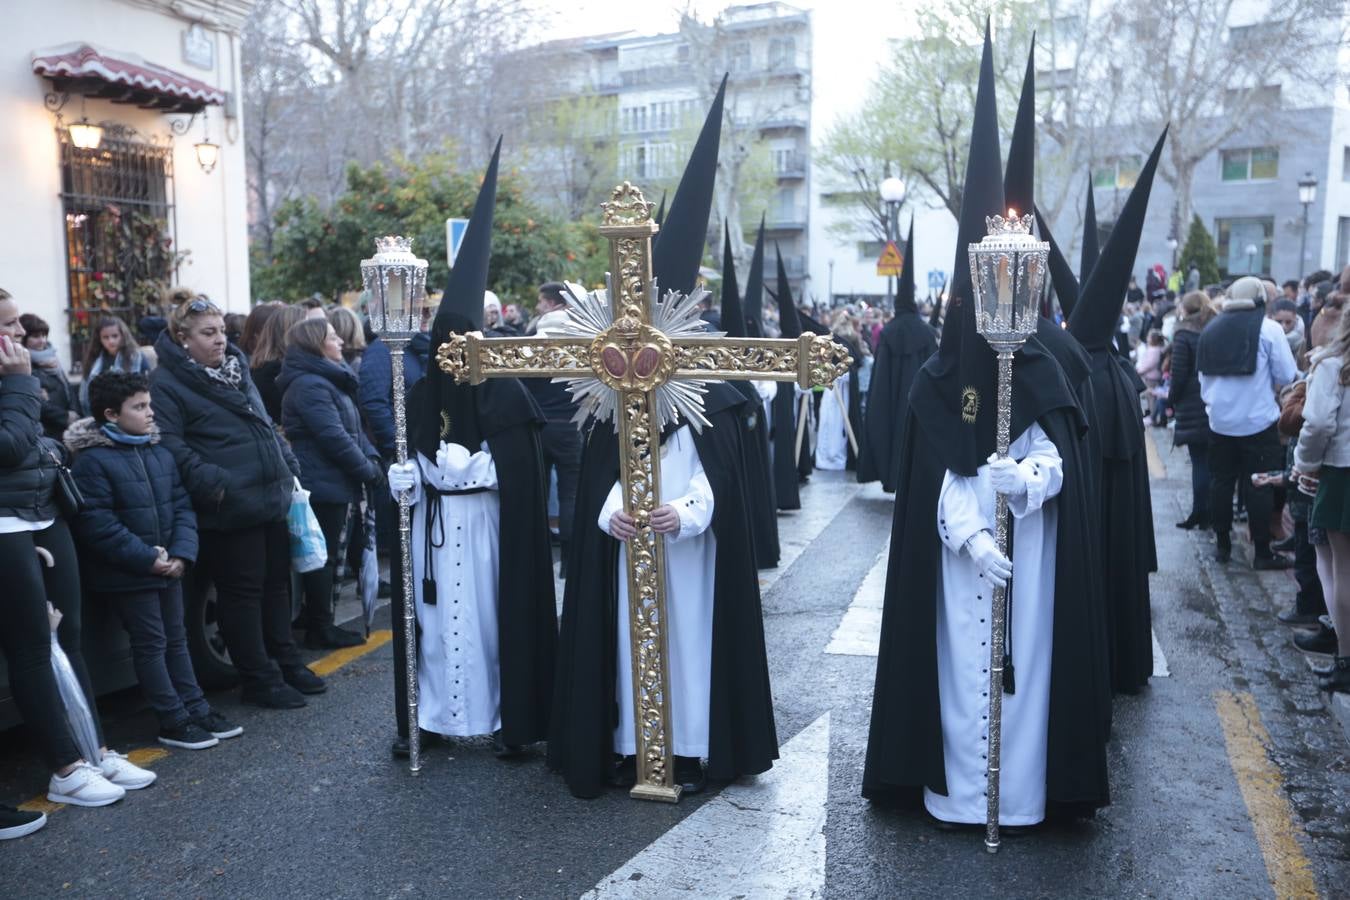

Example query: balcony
[619,64,694,89]
[773,152,807,179]
[765,209,808,232]
[758,113,808,132]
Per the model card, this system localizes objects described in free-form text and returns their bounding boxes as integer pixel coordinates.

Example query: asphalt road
[3,438,1348,898]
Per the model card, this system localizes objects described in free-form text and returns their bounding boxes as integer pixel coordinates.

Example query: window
[1342,146,1350,182]
[1221,146,1279,182]
[727,41,751,73]
[768,37,796,70]
[773,148,798,174]
[1216,216,1274,276]
[1092,155,1143,190]
[1223,85,1281,112]
[59,127,175,371]
[677,44,690,63]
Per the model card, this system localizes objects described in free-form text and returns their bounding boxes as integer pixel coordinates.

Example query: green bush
[1178,214,1221,287]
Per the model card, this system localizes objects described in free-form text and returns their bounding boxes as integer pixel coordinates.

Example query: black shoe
[1317,656,1350,693]
[1310,658,1335,676]
[492,730,526,760]
[1295,624,1339,656]
[1253,554,1293,571]
[1176,513,1209,530]
[281,666,327,695]
[304,625,365,650]
[1215,535,1232,563]
[158,721,219,750]
[191,711,244,740]
[391,730,440,759]
[607,755,636,788]
[241,683,307,709]
[1271,535,1298,553]
[674,755,706,795]
[0,803,46,841]
[1277,608,1323,627]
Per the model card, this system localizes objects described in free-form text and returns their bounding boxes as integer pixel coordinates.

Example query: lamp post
[360,236,429,775]
[1298,171,1318,279]
[1167,235,1179,272]
[967,209,1048,854]
[880,176,907,310]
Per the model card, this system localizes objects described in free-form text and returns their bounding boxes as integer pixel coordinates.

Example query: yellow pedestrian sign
[876,240,904,277]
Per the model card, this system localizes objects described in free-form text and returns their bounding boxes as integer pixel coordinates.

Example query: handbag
[44,445,84,518]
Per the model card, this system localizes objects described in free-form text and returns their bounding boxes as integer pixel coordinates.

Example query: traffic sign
[928,269,947,293]
[446,218,469,267]
[876,240,904,277]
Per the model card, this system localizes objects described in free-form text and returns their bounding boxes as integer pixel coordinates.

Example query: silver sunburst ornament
[556,276,719,433]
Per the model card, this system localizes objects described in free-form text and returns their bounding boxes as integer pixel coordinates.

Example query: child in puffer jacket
[65,372,242,751]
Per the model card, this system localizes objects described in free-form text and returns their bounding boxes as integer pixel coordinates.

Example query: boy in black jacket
[67,372,242,750]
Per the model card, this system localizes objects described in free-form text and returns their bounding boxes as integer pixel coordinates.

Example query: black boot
[492,730,525,760]
[1215,533,1232,563]
[607,755,636,788]
[674,755,706,795]
[305,624,365,649]
[1317,656,1350,693]
[1294,623,1338,655]
[1176,512,1209,530]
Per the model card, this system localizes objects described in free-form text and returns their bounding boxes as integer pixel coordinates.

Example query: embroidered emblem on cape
[439,411,452,440]
[961,386,979,424]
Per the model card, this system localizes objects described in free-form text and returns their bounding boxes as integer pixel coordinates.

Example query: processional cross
[438,183,851,802]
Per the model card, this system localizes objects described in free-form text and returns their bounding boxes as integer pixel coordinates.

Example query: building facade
[5,0,253,370]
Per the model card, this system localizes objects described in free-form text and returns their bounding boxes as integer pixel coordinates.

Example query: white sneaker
[99,750,157,790]
[47,764,126,807]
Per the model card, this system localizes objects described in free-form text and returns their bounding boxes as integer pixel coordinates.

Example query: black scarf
[1197,300,1264,376]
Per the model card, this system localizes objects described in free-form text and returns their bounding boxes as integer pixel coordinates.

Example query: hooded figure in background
[864,27,1110,826]
[769,256,815,493]
[1067,130,1168,695]
[549,77,778,799]
[857,223,937,491]
[387,141,556,756]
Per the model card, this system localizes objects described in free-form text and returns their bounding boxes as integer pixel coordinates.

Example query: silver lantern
[360,236,429,775]
[965,210,1048,854]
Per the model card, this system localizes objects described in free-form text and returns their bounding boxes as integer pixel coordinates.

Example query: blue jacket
[65,418,197,592]
[278,347,380,505]
[358,333,430,459]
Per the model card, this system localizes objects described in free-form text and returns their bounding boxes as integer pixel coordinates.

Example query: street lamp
[360,236,429,775]
[1245,242,1259,275]
[1167,235,1179,271]
[879,176,907,309]
[1298,171,1318,279]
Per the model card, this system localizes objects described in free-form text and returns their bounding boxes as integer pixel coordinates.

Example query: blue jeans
[102,584,211,729]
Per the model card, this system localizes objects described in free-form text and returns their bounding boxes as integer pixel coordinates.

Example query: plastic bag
[287,481,327,574]
[47,605,101,765]
[359,494,380,634]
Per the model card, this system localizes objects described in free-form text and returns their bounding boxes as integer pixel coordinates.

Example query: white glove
[965,530,1013,589]
[387,462,417,495]
[986,454,1027,498]
[435,440,471,475]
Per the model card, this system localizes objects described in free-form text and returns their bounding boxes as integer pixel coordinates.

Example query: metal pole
[1299,202,1311,280]
[388,337,421,775]
[984,349,1014,854]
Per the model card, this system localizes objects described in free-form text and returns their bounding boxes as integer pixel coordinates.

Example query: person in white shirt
[1198,276,1299,567]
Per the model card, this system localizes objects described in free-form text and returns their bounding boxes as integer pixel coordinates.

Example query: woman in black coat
[1168,291,1216,529]
[278,318,382,649]
[151,297,323,709]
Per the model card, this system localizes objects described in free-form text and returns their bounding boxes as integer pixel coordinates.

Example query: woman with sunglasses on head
[151,294,324,708]
[0,288,156,835]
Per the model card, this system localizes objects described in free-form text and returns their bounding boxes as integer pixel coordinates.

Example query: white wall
[4,0,250,364]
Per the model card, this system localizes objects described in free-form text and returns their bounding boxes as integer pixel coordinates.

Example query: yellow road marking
[1144,427,1167,479]
[1215,690,1319,899]
[308,628,392,677]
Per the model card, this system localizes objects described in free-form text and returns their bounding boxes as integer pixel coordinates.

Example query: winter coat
[278,347,380,505]
[252,358,284,424]
[32,359,77,440]
[1295,351,1350,471]
[0,374,61,522]
[1167,324,1210,446]
[150,335,301,532]
[358,333,431,459]
[65,418,197,592]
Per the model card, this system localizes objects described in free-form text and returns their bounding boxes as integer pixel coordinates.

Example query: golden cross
[437,182,850,803]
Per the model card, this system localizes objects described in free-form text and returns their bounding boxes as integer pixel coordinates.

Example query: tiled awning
[32,43,224,113]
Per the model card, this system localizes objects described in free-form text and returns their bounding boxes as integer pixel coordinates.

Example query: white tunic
[404,444,503,737]
[815,372,850,471]
[924,423,1062,826]
[599,426,716,757]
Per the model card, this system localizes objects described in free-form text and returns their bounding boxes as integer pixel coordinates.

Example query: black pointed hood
[771,243,802,339]
[1080,175,1099,281]
[720,223,747,338]
[1037,206,1080,317]
[1003,38,1036,217]
[908,22,1076,476]
[896,221,918,315]
[652,75,728,297]
[413,139,502,460]
[742,217,766,337]
[654,190,667,227]
[1069,128,1167,351]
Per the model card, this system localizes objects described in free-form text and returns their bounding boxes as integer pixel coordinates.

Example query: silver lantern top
[361,235,429,339]
[967,211,1048,353]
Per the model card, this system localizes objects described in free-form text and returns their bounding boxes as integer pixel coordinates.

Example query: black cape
[548,383,779,797]
[857,312,937,491]
[771,383,802,509]
[862,403,1112,814]
[406,377,558,744]
[733,379,780,567]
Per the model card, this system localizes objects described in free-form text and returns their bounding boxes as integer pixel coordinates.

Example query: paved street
[3,436,1349,898]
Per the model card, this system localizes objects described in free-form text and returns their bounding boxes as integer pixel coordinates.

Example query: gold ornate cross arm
[669,334,851,387]
[438,335,592,384]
